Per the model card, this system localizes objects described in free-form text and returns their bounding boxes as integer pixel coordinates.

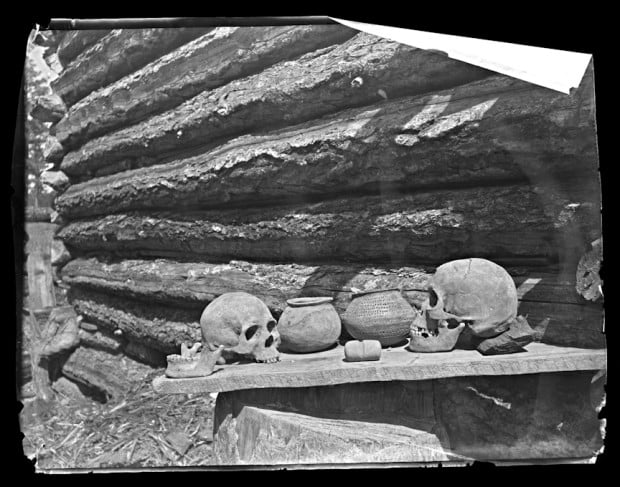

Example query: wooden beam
[25,222,57,308]
[152,343,606,394]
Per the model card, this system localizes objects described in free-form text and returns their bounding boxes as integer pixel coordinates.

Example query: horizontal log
[59,32,492,179]
[61,257,598,310]
[63,258,604,351]
[62,258,431,315]
[61,345,156,400]
[57,185,600,264]
[78,327,125,353]
[51,28,208,107]
[67,288,201,354]
[56,30,110,65]
[54,25,357,151]
[56,70,598,220]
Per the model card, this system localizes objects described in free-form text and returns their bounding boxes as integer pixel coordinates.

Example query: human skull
[200,292,280,363]
[410,258,518,349]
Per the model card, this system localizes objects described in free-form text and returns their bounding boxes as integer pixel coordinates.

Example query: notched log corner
[576,238,603,302]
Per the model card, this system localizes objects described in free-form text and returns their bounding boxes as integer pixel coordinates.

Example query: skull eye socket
[267,320,276,332]
[245,324,259,341]
[428,289,438,307]
[264,335,274,348]
[446,319,461,329]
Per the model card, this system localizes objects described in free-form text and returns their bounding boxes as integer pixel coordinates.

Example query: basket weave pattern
[343,290,415,346]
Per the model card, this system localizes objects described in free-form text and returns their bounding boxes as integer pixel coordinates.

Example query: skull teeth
[257,356,280,364]
[410,326,438,338]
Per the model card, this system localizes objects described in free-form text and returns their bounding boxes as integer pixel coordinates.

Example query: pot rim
[350,288,401,297]
[286,297,334,306]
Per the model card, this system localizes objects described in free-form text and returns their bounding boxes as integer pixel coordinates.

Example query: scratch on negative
[466,386,512,409]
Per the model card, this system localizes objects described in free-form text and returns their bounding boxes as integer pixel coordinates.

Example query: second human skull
[414,258,518,340]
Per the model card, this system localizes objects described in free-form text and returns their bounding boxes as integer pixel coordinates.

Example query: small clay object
[278,297,341,353]
[342,289,415,346]
[344,340,382,362]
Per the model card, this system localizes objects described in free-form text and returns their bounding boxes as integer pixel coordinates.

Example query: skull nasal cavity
[267,320,276,332]
[245,325,259,340]
[429,289,438,307]
[265,335,274,347]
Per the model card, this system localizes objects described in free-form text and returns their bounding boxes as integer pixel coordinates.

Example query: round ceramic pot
[277,297,341,353]
[342,289,415,346]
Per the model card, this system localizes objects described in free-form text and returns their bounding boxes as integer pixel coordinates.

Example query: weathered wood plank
[55,70,597,220]
[54,25,357,151]
[212,374,602,464]
[56,30,110,65]
[435,372,603,460]
[51,28,208,107]
[152,343,606,394]
[214,404,453,464]
[25,223,57,308]
[58,32,493,179]
[57,185,599,265]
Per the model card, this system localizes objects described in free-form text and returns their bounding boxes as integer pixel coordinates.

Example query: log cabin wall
[42,25,603,399]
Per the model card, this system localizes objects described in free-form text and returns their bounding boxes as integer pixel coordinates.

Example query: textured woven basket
[342,289,415,346]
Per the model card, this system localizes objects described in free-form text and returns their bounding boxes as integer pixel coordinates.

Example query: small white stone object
[351,76,364,88]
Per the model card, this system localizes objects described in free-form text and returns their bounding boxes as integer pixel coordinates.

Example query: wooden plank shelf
[152,343,606,395]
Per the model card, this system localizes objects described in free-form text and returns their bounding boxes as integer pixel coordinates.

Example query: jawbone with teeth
[408,307,465,353]
[166,342,226,378]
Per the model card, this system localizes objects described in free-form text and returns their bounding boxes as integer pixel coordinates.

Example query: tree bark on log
[56,30,110,66]
[67,288,201,354]
[61,345,155,400]
[58,33,493,179]
[51,28,208,107]
[63,259,604,351]
[54,25,357,151]
[55,71,597,220]
[61,257,597,308]
[57,185,599,265]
